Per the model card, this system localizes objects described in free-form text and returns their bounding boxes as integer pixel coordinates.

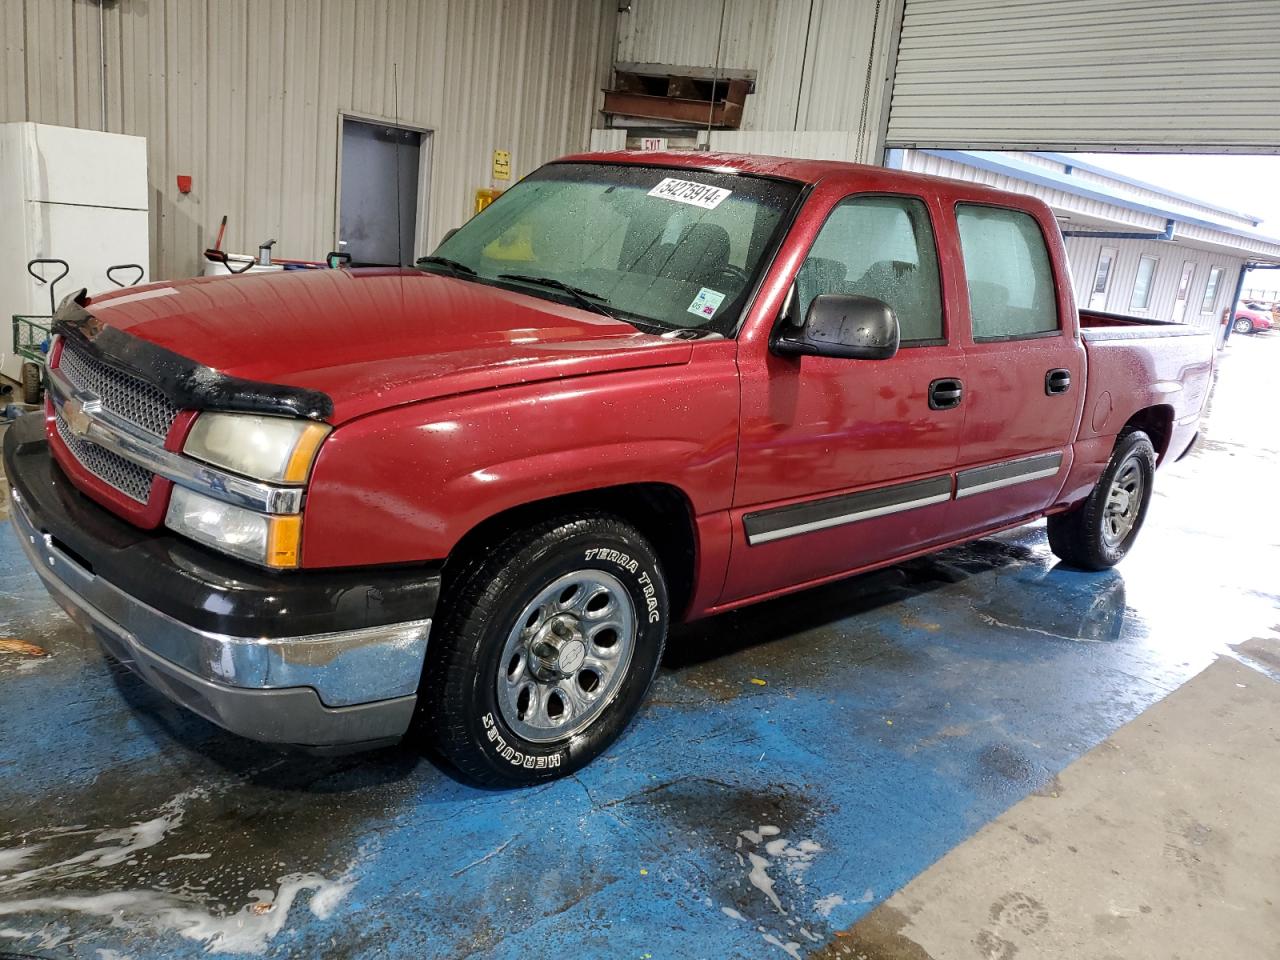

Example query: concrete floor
[0,331,1276,959]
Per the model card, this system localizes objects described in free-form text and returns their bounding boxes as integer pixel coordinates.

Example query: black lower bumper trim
[3,412,440,638]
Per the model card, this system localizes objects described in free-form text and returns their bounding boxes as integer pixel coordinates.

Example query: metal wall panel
[888,0,1280,151]
[1062,234,1242,329]
[2,0,615,279]
[614,0,899,157]
[901,150,1171,232]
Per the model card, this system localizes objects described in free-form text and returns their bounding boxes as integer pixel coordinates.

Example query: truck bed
[1078,308,1216,341]
[1076,308,1216,465]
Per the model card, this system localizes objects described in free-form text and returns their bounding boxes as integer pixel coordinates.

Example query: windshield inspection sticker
[648,177,732,210]
[688,287,727,320]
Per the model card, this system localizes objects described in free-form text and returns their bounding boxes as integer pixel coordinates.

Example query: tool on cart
[107,263,146,288]
[202,216,351,276]
[11,258,68,405]
[10,259,146,405]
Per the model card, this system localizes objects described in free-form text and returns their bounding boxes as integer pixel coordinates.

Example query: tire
[1047,429,1156,571]
[20,362,42,405]
[417,513,668,787]
[1233,317,1253,335]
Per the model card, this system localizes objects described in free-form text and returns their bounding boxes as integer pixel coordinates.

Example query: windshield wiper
[416,255,477,277]
[497,274,619,322]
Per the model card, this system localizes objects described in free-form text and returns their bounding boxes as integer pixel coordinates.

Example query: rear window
[956,204,1059,340]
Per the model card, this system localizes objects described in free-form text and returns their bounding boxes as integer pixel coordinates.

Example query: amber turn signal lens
[283,422,331,484]
[266,515,302,569]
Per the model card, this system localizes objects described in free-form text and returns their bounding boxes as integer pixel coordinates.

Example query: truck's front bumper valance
[4,413,439,749]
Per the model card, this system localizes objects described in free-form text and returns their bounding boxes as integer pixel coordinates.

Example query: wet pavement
[1,331,1276,959]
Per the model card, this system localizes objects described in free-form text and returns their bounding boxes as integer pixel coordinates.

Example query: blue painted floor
[0,335,1276,959]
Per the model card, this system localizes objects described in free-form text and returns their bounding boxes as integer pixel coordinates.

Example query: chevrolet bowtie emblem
[62,397,98,437]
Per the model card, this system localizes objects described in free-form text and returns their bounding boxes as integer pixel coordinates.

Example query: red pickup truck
[5,152,1214,785]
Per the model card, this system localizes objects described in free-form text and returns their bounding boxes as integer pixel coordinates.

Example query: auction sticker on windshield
[688,287,727,319]
[648,178,732,210]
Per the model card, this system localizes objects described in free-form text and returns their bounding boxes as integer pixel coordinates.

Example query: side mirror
[774,294,900,360]
[440,227,460,245]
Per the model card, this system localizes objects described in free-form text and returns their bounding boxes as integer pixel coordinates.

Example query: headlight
[165,486,302,569]
[183,413,329,483]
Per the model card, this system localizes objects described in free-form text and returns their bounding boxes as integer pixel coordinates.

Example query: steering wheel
[717,263,750,288]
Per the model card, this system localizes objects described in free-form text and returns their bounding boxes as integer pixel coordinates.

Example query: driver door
[723,192,966,603]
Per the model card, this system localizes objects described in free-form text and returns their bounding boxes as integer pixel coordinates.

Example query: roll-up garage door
[886,0,1280,152]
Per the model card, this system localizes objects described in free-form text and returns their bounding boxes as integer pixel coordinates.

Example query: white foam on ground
[0,873,354,955]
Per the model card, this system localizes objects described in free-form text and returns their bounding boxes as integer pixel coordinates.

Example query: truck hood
[85,268,695,422]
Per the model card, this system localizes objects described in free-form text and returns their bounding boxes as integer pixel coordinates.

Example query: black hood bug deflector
[52,289,335,421]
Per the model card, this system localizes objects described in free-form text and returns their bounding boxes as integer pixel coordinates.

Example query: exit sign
[640,137,667,151]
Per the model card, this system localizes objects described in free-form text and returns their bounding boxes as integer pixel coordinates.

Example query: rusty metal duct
[603,63,756,129]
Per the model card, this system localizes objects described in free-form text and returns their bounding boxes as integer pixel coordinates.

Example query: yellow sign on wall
[492,149,511,181]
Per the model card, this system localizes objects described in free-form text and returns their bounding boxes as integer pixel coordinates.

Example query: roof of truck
[556,150,864,184]
[554,150,1051,211]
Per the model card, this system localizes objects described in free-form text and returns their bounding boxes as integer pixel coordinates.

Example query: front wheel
[1234,317,1253,335]
[1047,429,1156,570]
[416,513,668,786]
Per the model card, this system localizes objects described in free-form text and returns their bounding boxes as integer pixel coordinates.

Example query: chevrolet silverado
[4,152,1215,785]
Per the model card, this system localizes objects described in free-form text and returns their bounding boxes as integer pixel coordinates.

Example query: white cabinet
[0,122,149,382]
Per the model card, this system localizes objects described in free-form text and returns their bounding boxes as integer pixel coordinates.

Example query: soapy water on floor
[0,783,357,955]
[721,823,844,958]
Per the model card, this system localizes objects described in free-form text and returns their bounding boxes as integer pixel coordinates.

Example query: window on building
[956,204,1058,339]
[795,194,944,342]
[1201,267,1223,313]
[1130,256,1159,311]
[1092,248,1116,296]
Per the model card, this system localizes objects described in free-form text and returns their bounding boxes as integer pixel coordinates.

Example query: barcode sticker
[647,178,732,210]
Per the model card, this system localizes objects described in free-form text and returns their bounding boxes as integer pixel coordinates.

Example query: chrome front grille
[55,411,154,504]
[58,339,179,440]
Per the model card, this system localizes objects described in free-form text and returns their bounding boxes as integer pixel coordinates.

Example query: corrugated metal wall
[901,150,1246,327]
[1,0,615,279]
[888,0,1280,152]
[1063,235,1239,329]
[614,0,900,159]
[902,150,1173,234]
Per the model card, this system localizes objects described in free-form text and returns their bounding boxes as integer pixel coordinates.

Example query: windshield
[423,163,802,336]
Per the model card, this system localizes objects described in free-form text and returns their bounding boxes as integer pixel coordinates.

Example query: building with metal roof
[890,149,1280,330]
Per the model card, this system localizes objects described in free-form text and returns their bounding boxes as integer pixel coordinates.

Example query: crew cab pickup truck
[5,152,1215,785]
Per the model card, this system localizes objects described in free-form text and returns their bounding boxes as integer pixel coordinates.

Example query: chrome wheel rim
[1102,459,1143,547]
[496,570,636,743]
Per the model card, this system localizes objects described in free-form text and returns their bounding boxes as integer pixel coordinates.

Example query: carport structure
[2,2,1280,958]
[892,148,1280,329]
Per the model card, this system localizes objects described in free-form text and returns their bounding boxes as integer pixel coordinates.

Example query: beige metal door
[1171,261,1196,322]
[1088,246,1117,310]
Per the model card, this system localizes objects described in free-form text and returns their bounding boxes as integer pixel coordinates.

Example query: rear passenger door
[948,203,1085,538]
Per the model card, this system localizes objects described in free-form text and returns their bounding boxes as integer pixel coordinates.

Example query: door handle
[1045,368,1072,395]
[928,377,964,410]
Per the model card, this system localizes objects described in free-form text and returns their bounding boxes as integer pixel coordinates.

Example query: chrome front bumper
[10,484,431,748]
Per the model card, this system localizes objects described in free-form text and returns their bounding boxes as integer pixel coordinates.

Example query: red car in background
[1234,303,1274,334]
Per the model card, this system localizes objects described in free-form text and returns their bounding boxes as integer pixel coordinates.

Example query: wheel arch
[442,482,699,620]
[1119,405,1174,463]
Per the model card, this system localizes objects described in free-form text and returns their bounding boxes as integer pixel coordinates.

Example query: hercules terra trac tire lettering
[1048,429,1156,571]
[416,513,668,786]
